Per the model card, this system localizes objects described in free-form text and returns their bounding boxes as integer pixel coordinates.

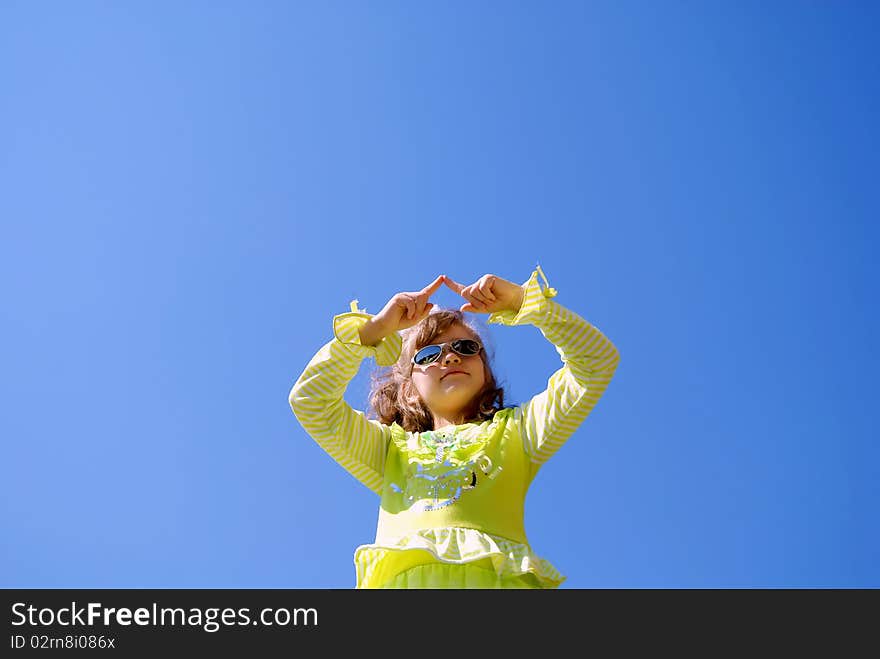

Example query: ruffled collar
[389,408,513,463]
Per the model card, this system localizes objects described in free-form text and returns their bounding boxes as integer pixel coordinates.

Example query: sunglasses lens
[413,345,442,365]
[413,340,481,365]
[453,339,480,355]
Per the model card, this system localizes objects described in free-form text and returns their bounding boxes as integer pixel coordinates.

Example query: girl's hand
[442,274,525,315]
[363,275,446,343]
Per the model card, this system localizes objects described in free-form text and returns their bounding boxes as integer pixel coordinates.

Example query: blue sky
[2,1,877,588]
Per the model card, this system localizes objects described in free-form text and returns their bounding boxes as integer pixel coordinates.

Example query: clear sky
[2,1,877,589]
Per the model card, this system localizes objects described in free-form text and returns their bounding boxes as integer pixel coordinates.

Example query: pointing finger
[422,275,445,295]
[443,276,465,294]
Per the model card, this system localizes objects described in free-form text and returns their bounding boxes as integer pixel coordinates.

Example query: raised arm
[289,275,445,494]
[289,302,402,494]
[487,265,620,481]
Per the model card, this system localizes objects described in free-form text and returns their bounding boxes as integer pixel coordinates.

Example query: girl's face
[410,324,487,424]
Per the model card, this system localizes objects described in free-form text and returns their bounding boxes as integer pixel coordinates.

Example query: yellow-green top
[289,265,620,588]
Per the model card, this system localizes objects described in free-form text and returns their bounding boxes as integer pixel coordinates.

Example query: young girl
[289,265,620,589]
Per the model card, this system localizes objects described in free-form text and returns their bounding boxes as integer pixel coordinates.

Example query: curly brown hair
[366,308,507,433]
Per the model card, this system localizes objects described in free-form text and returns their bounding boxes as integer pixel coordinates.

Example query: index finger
[421,274,445,295]
[442,275,465,294]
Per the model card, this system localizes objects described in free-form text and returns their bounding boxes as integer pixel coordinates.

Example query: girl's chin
[440,375,468,389]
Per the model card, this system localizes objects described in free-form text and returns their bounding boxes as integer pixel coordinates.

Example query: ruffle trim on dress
[354,526,565,589]
[388,407,514,462]
[488,263,557,327]
[331,305,402,367]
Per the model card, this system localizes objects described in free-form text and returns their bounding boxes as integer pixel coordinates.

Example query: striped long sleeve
[289,301,402,495]
[488,266,620,479]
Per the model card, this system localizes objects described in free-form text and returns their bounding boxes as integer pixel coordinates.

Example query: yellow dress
[289,265,620,589]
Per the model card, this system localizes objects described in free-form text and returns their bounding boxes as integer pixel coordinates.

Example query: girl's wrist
[358,318,386,347]
[509,287,525,314]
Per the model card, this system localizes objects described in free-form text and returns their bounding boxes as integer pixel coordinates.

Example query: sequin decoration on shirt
[389,428,504,512]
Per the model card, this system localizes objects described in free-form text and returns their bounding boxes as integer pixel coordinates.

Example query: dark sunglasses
[412,339,483,366]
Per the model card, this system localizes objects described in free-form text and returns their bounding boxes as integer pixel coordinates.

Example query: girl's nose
[442,349,461,364]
